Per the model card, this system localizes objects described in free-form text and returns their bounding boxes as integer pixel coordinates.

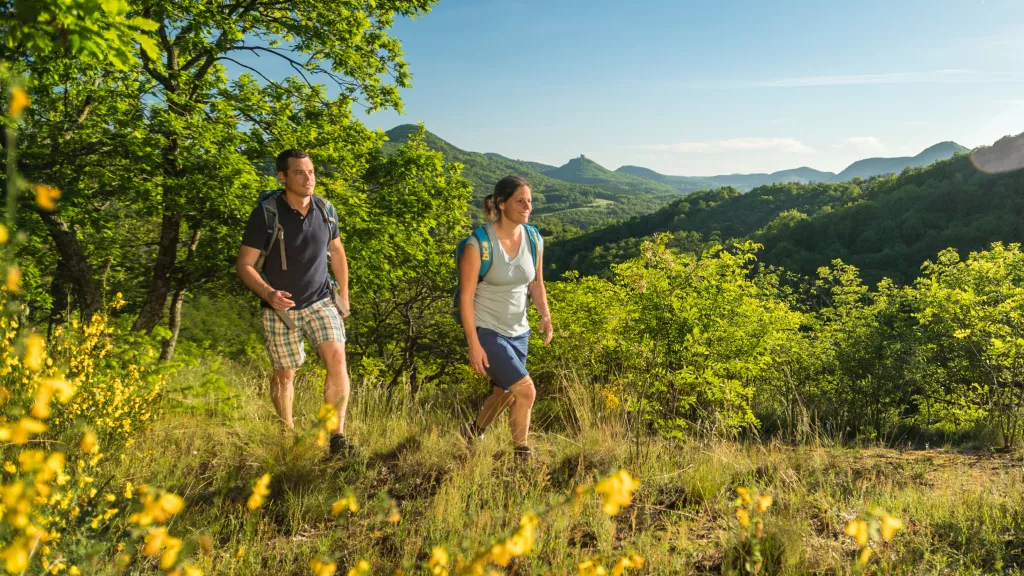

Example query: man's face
[278,157,316,197]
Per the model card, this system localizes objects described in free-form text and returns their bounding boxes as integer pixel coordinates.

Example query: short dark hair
[483,175,531,222]
[276,149,310,174]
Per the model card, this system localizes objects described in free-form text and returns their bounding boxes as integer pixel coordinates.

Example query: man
[236,149,353,456]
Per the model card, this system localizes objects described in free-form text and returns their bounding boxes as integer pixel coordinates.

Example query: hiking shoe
[513,445,535,461]
[459,421,484,445]
[328,433,354,458]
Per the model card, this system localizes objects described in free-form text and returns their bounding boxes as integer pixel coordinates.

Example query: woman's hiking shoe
[459,421,485,445]
[513,445,534,461]
[328,433,354,458]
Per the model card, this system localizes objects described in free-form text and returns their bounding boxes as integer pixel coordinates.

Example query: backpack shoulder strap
[523,224,542,270]
[472,225,492,280]
[255,190,284,273]
[312,196,340,238]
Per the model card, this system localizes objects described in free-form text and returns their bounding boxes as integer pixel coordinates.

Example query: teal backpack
[451,224,541,324]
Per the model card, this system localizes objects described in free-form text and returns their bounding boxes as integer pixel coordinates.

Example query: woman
[458,175,553,459]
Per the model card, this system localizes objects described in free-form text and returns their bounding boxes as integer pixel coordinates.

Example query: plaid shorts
[261,298,346,370]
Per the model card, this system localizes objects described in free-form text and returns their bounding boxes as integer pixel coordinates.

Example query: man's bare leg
[271,369,297,430]
[475,385,515,431]
[318,341,349,434]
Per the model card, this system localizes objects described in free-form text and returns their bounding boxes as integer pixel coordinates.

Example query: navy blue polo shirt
[242,195,339,310]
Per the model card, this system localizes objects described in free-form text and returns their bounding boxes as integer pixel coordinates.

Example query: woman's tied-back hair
[483,175,530,222]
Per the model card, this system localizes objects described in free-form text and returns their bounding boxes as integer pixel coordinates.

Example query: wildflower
[331,494,359,515]
[35,185,61,211]
[611,554,644,576]
[24,334,44,371]
[9,87,29,119]
[80,430,98,454]
[858,547,873,564]
[0,224,7,244]
[0,538,29,573]
[845,519,869,547]
[735,486,752,506]
[577,560,608,576]
[756,495,773,513]
[247,473,271,510]
[346,559,370,576]
[4,267,20,292]
[880,513,903,540]
[124,481,133,499]
[0,418,47,444]
[428,546,449,575]
[736,507,751,527]
[593,469,641,516]
[310,559,337,576]
[142,527,168,556]
[160,536,183,569]
[234,547,245,558]
[387,510,401,523]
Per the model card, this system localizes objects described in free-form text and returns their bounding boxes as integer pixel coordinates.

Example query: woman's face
[499,185,533,224]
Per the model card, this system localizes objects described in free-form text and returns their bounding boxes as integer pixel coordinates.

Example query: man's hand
[266,289,295,311]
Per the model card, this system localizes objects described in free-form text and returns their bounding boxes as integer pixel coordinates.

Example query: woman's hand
[539,315,553,345]
[469,341,490,375]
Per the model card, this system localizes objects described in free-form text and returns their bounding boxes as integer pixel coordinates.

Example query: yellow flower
[0,224,8,244]
[4,267,20,292]
[2,461,14,474]
[331,495,359,515]
[310,559,333,576]
[317,403,339,431]
[593,469,641,516]
[35,185,61,211]
[756,495,773,513]
[234,547,245,558]
[577,560,609,576]
[880,513,903,540]
[0,417,47,444]
[69,567,81,575]
[247,473,271,510]
[858,547,873,564]
[845,519,869,547]
[346,559,370,576]
[160,536,182,569]
[735,486,752,506]
[428,546,449,574]
[80,430,99,454]
[124,481,133,499]
[9,87,29,119]
[611,554,644,576]
[24,334,44,371]
[736,507,751,527]
[0,538,29,573]
[142,527,168,556]
[387,510,401,523]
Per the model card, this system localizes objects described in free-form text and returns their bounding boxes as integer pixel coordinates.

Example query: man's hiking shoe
[328,433,354,458]
[459,421,484,445]
[513,445,534,461]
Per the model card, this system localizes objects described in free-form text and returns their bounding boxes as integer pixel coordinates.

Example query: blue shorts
[477,327,530,391]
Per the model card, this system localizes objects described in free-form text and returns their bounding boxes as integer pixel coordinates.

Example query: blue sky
[259,0,1024,176]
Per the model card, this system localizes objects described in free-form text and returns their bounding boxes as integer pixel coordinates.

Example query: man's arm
[327,237,350,317]
[236,246,294,310]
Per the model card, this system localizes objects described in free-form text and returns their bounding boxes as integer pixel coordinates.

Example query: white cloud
[842,136,886,151]
[634,137,815,154]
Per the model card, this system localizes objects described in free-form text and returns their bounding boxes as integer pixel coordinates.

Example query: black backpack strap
[255,193,285,272]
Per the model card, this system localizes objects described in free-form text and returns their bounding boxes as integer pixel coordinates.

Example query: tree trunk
[159,226,201,362]
[36,209,103,319]
[133,213,181,333]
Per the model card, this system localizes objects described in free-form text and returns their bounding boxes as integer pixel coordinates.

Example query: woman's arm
[458,243,490,373]
[529,245,553,345]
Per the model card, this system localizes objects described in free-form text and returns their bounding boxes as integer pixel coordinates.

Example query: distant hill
[384,125,681,236]
[546,152,1024,285]
[830,141,968,182]
[617,165,836,192]
[542,155,678,195]
[615,166,720,193]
